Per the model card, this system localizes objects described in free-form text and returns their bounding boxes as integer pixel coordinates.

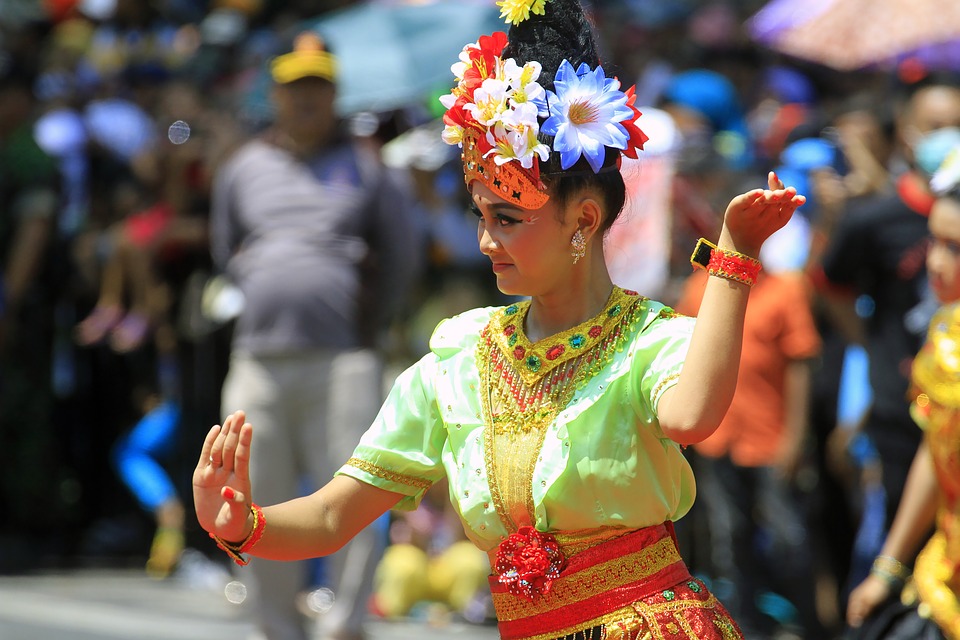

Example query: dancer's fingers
[234,422,253,486]
[221,417,241,473]
[197,424,220,470]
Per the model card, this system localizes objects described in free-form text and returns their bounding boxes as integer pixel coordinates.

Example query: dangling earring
[571,229,586,264]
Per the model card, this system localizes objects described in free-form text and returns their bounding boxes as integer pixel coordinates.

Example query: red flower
[462,31,508,94]
[513,345,526,360]
[504,324,516,336]
[443,95,472,128]
[494,526,566,601]
[620,86,649,160]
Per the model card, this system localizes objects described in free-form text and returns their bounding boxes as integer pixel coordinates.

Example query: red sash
[490,523,690,640]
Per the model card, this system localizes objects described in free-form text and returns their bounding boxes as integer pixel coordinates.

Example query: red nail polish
[223,487,236,501]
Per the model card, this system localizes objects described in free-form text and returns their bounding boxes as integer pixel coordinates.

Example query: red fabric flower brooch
[494,526,566,600]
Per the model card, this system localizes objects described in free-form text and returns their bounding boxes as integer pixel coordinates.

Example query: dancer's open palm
[722,171,806,256]
[193,411,254,541]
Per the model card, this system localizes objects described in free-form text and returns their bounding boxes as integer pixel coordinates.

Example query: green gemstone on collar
[607,304,622,317]
[526,355,541,372]
[505,305,519,315]
[508,333,518,347]
[662,589,675,600]
[569,334,586,349]
[688,581,701,592]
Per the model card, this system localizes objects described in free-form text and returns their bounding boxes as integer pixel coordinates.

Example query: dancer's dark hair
[504,0,626,229]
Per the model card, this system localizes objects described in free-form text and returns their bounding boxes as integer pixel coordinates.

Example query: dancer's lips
[491,262,513,273]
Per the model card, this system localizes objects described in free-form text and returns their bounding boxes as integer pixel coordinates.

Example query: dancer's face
[470,182,581,297]
[927,195,960,304]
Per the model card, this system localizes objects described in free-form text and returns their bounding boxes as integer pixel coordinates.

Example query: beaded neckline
[478,287,646,529]
[486,286,642,386]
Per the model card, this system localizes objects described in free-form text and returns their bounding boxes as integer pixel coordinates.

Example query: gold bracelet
[871,555,910,586]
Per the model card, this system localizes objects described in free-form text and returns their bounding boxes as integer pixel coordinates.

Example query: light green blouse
[337,295,696,552]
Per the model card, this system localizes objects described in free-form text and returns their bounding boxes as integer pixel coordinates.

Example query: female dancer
[194,1,804,637]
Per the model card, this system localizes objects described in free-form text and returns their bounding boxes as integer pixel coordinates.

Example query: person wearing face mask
[845,147,960,640]
[815,82,960,581]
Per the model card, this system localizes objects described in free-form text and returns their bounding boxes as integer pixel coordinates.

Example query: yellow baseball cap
[270,32,338,84]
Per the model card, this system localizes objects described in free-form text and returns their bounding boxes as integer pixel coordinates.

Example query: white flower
[438,93,458,110]
[485,102,549,168]
[442,124,465,147]
[502,59,544,104]
[465,78,510,127]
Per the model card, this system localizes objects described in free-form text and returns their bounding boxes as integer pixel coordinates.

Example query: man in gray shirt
[211,32,422,640]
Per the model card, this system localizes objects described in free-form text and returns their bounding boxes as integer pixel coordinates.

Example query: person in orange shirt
[675,232,823,638]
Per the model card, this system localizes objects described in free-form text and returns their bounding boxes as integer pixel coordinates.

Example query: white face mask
[914,127,960,177]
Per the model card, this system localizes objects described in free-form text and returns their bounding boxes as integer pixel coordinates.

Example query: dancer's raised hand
[193,410,254,541]
[720,171,806,257]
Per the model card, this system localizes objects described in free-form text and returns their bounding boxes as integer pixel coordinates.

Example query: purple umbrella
[747,0,960,71]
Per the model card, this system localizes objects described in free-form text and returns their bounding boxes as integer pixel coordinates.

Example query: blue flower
[541,61,633,173]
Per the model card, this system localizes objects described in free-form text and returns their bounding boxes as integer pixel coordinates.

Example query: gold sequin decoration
[507,605,642,640]
[650,373,680,406]
[488,288,646,387]
[344,457,432,490]
[911,303,960,409]
[912,531,960,639]
[632,591,738,640]
[478,288,645,531]
[552,527,638,557]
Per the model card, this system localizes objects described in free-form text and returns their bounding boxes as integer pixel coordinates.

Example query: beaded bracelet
[689,237,762,287]
[870,554,910,587]
[210,503,266,566]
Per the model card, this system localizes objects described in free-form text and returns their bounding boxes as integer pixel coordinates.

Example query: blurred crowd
[1,1,959,639]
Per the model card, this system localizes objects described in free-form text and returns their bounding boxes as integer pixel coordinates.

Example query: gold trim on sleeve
[651,373,681,404]
[344,457,432,491]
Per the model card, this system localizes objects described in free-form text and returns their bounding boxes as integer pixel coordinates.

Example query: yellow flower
[496,0,549,26]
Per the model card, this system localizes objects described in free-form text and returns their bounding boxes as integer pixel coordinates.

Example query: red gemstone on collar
[513,346,526,360]
[545,344,565,360]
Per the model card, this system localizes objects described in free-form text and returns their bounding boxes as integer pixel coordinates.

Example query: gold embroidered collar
[486,287,642,386]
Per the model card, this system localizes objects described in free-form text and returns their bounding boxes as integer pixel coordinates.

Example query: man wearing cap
[210,32,422,640]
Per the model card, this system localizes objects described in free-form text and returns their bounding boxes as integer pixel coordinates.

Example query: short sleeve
[336,353,448,511]
[633,309,696,416]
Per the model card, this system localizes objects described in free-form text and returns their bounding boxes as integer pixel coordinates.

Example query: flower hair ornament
[498,0,550,26]
[931,146,960,196]
[440,1,648,210]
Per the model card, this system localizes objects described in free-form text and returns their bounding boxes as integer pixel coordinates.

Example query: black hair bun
[501,0,601,91]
